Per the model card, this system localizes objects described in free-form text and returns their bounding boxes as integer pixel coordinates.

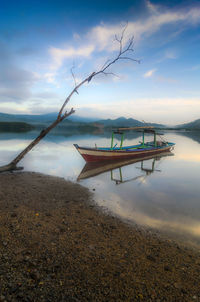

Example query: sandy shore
[0,172,200,302]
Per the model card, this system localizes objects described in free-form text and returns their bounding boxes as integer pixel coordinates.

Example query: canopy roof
[115,126,154,131]
[113,126,164,135]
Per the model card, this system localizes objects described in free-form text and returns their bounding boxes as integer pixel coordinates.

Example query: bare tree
[0,26,140,173]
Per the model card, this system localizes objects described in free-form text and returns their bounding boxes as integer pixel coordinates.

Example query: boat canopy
[111,126,164,149]
[114,126,154,131]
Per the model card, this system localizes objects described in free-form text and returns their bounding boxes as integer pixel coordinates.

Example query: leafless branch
[70,63,79,95]
[70,63,77,87]
[58,24,140,119]
[101,71,120,78]
[119,57,140,63]
[101,59,111,70]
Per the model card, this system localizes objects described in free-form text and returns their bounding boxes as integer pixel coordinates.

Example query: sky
[0,0,200,125]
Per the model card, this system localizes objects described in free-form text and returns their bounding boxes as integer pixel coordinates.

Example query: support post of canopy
[111,131,114,149]
[142,131,145,146]
[120,133,124,149]
[154,132,157,147]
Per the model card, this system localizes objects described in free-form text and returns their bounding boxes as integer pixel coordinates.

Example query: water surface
[1,130,200,247]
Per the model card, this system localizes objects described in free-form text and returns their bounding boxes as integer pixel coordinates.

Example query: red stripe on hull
[81,147,171,162]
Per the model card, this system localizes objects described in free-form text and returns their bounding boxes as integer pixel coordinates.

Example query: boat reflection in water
[77,151,174,183]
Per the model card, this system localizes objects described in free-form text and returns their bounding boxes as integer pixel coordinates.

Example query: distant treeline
[0,122,34,133]
[0,120,199,134]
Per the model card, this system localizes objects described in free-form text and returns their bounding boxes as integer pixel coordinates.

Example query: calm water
[1,130,200,247]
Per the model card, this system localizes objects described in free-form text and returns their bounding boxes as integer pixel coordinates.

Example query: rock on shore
[0,172,200,301]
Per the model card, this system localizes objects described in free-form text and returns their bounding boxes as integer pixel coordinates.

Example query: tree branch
[58,24,139,119]
[70,63,79,95]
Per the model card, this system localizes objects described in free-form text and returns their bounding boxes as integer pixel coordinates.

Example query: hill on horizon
[176,119,200,130]
[0,112,199,129]
[0,112,97,124]
[96,117,165,128]
[0,112,164,127]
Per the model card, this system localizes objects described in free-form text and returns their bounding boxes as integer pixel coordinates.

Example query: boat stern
[73,144,79,149]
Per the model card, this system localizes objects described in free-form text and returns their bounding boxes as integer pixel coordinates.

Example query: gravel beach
[0,172,200,302]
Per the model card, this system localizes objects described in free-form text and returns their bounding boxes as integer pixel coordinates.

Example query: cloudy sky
[0,0,200,125]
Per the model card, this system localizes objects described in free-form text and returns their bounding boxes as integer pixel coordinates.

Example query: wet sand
[0,172,200,301]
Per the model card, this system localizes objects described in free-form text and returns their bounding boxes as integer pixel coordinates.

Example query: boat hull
[74,144,174,162]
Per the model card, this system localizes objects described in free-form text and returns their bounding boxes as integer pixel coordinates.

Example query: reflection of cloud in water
[176,153,200,162]
[1,132,200,247]
[0,139,31,151]
[95,192,200,244]
[85,156,200,244]
[136,176,148,185]
[17,140,84,181]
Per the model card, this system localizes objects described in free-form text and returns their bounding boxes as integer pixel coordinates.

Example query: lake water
[1,130,200,247]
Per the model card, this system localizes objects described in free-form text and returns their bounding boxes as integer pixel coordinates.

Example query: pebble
[0,172,200,302]
[11,212,17,218]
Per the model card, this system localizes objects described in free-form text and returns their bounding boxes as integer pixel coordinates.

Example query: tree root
[0,164,24,173]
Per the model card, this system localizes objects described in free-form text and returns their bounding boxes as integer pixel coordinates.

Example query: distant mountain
[0,112,101,135]
[176,119,200,130]
[96,117,143,127]
[68,115,98,123]
[0,112,97,124]
[0,112,57,124]
[3,112,199,130]
[96,117,165,128]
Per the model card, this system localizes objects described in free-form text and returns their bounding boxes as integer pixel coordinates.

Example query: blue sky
[0,0,200,125]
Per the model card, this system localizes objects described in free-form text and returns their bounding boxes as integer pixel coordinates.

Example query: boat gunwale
[74,143,174,154]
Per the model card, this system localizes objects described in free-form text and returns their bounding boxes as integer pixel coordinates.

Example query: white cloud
[44,72,57,83]
[188,64,200,71]
[156,49,178,63]
[2,1,200,112]
[87,2,200,52]
[0,41,40,103]
[49,45,95,70]
[144,69,156,78]
[74,97,200,125]
[146,0,159,14]
[47,1,200,74]
[156,75,177,84]
[0,96,199,124]
[164,49,178,60]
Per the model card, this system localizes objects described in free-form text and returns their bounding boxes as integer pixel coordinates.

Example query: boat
[74,127,175,163]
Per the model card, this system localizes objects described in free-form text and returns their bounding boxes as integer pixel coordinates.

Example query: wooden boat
[74,127,175,163]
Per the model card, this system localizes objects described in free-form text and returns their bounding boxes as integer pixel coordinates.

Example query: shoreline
[0,172,200,301]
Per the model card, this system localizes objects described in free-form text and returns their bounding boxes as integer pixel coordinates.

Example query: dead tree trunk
[0,110,74,172]
[0,26,139,173]
[0,107,76,172]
